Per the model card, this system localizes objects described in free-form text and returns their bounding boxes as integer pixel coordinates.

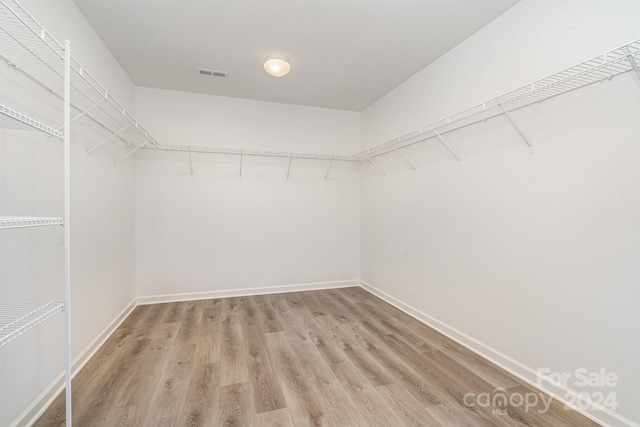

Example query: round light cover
[264,56,291,77]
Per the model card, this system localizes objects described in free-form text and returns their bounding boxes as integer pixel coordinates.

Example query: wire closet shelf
[0,0,355,164]
[147,144,358,162]
[0,0,158,156]
[0,216,64,229]
[0,103,63,137]
[4,0,637,167]
[1,0,73,424]
[356,39,640,161]
[0,302,65,348]
[115,37,640,165]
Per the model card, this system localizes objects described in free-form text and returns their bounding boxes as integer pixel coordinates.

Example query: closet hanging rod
[145,144,359,162]
[356,38,640,160]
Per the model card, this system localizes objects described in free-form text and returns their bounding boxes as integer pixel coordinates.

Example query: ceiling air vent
[196,67,228,78]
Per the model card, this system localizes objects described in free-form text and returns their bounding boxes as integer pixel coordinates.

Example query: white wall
[361,0,640,424]
[135,87,360,298]
[0,0,137,425]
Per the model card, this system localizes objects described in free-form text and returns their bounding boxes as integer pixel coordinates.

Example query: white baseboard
[12,298,137,427]
[359,280,638,427]
[136,279,359,305]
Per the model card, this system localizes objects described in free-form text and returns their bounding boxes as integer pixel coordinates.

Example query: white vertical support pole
[188,151,193,176]
[623,47,640,81]
[499,104,533,152]
[365,156,386,176]
[324,156,334,180]
[239,149,243,177]
[286,153,293,179]
[393,148,417,170]
[63,40,72,427]
[431,127,461,162]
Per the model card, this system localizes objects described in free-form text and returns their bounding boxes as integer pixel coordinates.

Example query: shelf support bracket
[71,98,106,124]
[87,124,132,154]
[394,147,417,170]
[56,98,107,132]
[431,126,462,162]
[188,151,193,176]
[499,104,534,152]
[623,47,640,81]
[324,156,334,180]
[286,153,293,179]
[114,140,149,165]
[365,156,386,176]
[239,149,243,177]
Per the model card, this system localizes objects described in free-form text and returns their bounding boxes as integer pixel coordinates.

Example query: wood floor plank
[142,345,195,427]
[376,382,444,427]
[308,321,346,365]
[264,332,326,427]
[505,384,596,427]
[255,295,285,333]
[216,382,253,427]
[254,408,295,427]
[33,288,600,427]
[100,405,136,427]
[345,324,445,408]
[111,346,171,409]
[72,338,153,426]
[219,305,249,386]
[330,323,393,387]
[162,301,189,323]
[313,384,365,426]
[194,305,222,365]
[180,363,218,427]
[174,301,203,347]
[283,303,342,389]
[330,361,404,427]
[240,298,287,414]
[381,333,513,427]
[437,338,520,390]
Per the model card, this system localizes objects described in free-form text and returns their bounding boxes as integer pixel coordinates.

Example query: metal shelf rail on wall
[355,38,640,174]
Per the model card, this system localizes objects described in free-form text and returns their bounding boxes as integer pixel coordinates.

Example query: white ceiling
[72,0,519,111]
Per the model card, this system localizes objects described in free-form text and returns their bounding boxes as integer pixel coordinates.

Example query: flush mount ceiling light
[264,55,291,77]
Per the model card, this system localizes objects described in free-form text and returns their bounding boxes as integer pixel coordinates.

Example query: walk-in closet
[2,0,639,426]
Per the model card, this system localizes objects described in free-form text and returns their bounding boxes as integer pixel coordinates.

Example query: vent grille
[196,68,228,78]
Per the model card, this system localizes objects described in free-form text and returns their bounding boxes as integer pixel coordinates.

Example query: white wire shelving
[0,104,62,138]
[0,302,65,347]
[148,144,358,162]
[356,39,640,163]
[137,37,640,174]
[0,0,159,161]
[0,216,64,229]
[0,0,72,425]
[6,0,634,172]
[143,145,358,179]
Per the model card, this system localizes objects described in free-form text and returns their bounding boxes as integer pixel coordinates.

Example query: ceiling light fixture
[264,55,291,77]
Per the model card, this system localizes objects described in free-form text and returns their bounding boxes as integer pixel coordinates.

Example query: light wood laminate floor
[35,287,598,426]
